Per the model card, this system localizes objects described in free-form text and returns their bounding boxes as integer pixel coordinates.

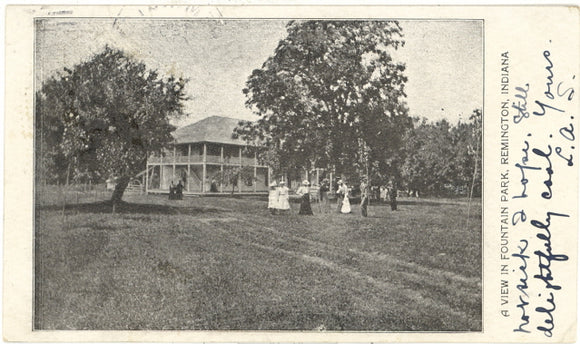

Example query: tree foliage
[235,20,412,179]
[401,109,482,197]
[36,46,188,202]
[213,165,256,194]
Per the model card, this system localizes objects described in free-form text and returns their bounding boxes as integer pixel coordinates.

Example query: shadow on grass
[201,193,268,200]
[384,199,479,207]
[366,200,444,207]
[36,201,228,215]
[396,200,445,207]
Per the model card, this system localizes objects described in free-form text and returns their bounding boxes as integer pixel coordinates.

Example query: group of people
[379,183,398,210]
[267,180,292,214]
[267,177,380,217]
[168,180,184,200]
[268,180,317,215]
[167,177,395,214]
[334,178,380,216]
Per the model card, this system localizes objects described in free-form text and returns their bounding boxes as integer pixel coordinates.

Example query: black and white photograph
[33,17,483,331]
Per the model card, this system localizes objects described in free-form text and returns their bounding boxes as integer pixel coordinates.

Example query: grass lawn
[34,193,481,331]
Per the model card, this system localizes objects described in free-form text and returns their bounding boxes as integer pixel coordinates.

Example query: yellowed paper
[4,4,579,342]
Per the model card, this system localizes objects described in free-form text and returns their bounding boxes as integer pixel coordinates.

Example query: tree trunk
[111,176,130,205]
[466,146,479,229]
[65,163,71,186]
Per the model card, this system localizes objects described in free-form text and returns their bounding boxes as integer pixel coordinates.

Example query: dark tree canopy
[235,20,412,180]
[36,46,188,202]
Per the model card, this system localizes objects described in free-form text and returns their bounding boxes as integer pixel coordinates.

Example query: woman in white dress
[268,181,279,214]
[380,185,387,203]
[336,180,344,213]
[277,181,291,213]
[341,182,352,214]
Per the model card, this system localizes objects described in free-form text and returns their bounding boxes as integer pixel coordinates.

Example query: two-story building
[146,116,270,194]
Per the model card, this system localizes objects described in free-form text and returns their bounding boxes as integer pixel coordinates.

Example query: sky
[36,18,482,126]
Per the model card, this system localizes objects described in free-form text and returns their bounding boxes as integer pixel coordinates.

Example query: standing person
[296,180,313,215]
[168,181,175,200]
[278,181,291,214]
[319,178,330,213]
[380,185,387,203]
[360,178,369,217]
[176,180,184,200]
[268,181,279,215]
[210,178,219,192]
[341,181,352,214]
[388,181,398,210]
[335,179,344,213]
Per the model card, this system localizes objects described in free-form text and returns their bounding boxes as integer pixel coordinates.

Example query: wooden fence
[35,183,112,207]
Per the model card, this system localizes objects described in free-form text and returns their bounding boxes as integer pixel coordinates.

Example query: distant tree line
[400,109,482,198]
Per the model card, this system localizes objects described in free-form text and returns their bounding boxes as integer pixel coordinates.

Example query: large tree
[235,20,412,181]
[36,46,188,203]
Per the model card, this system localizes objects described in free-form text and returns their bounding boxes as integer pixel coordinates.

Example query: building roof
[172,116,247,145]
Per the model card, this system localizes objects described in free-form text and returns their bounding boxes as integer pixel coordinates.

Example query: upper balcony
[148,147,261,167]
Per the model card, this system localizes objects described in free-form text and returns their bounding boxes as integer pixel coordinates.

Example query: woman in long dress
[335,180,344,213]
[268,181,279,215]
[296,180,313,215]
[175,180,184,200]
[380,186,387,203]
[277,181,291,213]
[341,182,352,214]
[319,178,330,213]
[168,181,175,200]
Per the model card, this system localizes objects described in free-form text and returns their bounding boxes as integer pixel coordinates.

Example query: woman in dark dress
[168,181,176,200]
[210,178,219,192]
[297,180,313,215]
[175,180,184,200]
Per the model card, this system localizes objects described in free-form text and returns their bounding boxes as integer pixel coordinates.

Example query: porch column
[172,146,176,181]
[187,144,191,192]
[160,163,164,190]
[238,147,242,193]
[330,171,333,192]
[220,145,224,193]
[202,143,207,193]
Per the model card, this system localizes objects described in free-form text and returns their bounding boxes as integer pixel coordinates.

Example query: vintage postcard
[3,4,579,343]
